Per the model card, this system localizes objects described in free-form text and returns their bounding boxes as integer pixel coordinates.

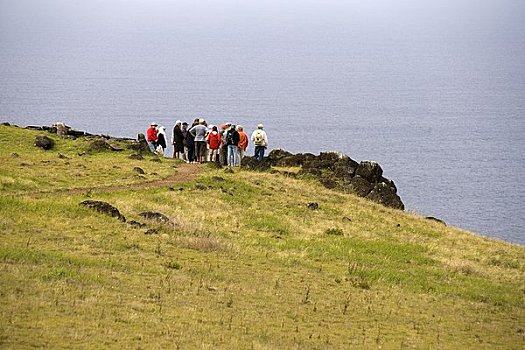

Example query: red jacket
[147,127,158,142]
[207,131,221,149]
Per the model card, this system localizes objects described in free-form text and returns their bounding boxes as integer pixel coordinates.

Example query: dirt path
[31,163,203,198]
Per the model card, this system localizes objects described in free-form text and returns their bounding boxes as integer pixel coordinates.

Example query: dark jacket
[226,130,240,146]
[173,125,184,146]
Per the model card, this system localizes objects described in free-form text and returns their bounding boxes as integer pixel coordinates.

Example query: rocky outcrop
[266,149,404,210]
[88,139,124,152]
[34,135,55,150]
[240,156,272,171]
[80,200,126,222]
[139,211,174,226]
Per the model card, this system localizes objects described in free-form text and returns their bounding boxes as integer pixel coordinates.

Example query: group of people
[145,119,268,166]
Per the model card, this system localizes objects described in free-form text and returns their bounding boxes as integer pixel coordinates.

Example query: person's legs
[147,141,156,153]
[238,148,244,165]
[227,145,233,166]
[254,146,263,160]
[231,146,239,166]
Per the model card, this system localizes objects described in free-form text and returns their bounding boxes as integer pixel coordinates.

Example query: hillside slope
[0,125,524,349]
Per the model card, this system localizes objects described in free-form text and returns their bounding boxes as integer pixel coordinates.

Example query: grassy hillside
[0,125,524,349]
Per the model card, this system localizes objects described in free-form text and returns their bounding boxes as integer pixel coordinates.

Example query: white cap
[150,122,158,126]
[257,123,264,129]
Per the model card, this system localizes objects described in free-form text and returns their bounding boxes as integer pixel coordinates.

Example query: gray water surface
[1,0,524,244]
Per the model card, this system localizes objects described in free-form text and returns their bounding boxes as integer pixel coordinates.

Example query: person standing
[207,125,222,162]
[172,120,184,159]
[226,124,240,166]
[237,125,248,164]
[181,122,189,161]
[219,123,231,165]
[156,126,167,156]
[189,119,208,163]
[146,122,158,153]
[251,123,268,161]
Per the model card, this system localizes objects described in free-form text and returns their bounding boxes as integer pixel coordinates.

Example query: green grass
[0,125,524,349]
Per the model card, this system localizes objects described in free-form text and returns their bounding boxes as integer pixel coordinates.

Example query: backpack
[254,130,264,146]
[226,131,233,144]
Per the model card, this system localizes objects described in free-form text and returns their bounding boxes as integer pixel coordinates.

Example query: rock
[68,129,86,138]
[212,176,225,182]
[55,122,69,136]
[266,149,293,165]
[319,177,338,189]
[129,220,146,228]
[58,153,68,159]
[307,202,319,210]
[240,156,271,171]
[150,156,161,162]
[425,216,447,226]
[80,200,126,222]
[88,139,123,152]
[133,167,145,175]
[10,152,19,158]
[34,135,55,150]
[342,216,352,222]
[128,133,150,153]
[350,176,374,197]
[302,159,335,171]
[1,122,11,126]
[194,184,207,190]
[144,228,159,235]
[318,151,346,162]
[128,153,144,160]
[366,183,405,210]
[355,161,383,183]
[139,211,174,226]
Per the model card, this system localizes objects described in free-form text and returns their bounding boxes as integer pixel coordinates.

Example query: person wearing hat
[172,120,184,159]
[251,123,268,161]
[146,122,158,153]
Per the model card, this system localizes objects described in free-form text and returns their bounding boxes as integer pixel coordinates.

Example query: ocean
[1,0,524,244]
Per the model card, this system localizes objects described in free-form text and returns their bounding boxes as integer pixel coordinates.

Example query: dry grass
[1,125,524,349]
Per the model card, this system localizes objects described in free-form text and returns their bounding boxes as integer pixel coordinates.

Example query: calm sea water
[1,0,524,244]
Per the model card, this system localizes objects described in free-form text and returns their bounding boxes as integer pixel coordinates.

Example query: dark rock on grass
[133,167,145,175]
[240,156,271,171]
[212,176,225,181]
[307,202,319,210]
[266,149,315,167]
[224,167,234,174]
[426,216,447,226]
[80,200,126,222]
[58,153,69,159]
[342,216,352,222]
[34,135,55,150]
[128,134,149,154]
[11,153,19,158]
[139,211,174,226]
[88,139,124,152]
[128,153,144,160]
[350,176,374,197]
[129,220,146,228]
[319,177,338,189]
[366,183,405,210]
[194,184,208,190]
[150,156,161,162]
[355,161,383,183]
[144,228,159,235]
